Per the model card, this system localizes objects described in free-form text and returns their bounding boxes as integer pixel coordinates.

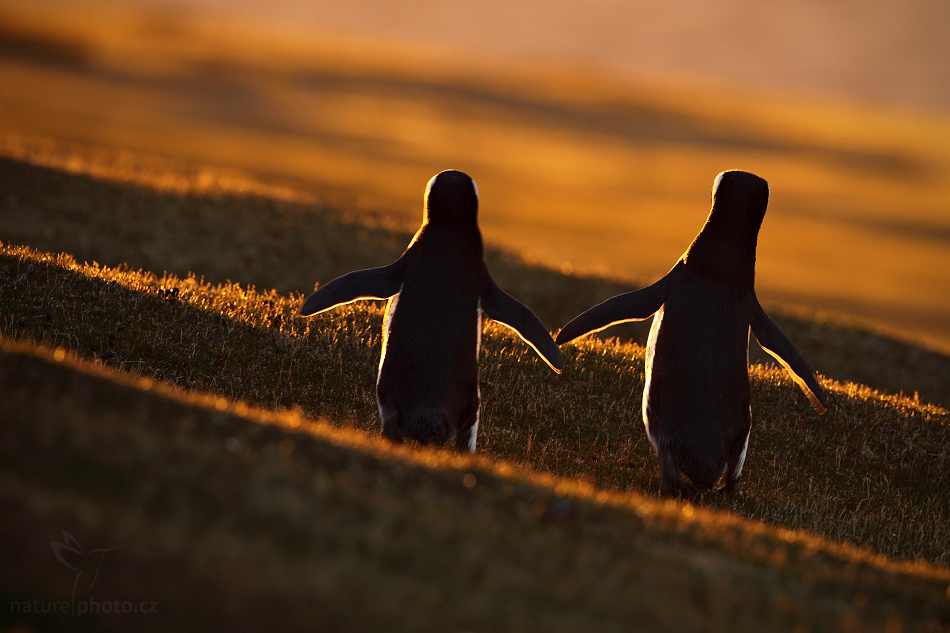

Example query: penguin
[556,170,828,497]
[300,170,563,452]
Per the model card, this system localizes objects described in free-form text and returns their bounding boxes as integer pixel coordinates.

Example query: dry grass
[2,340,950,632]
[3,13,950,627]
[1,5,949,349]
[2,157,950,632]
[3,152,950,409]
[2,241,948,571]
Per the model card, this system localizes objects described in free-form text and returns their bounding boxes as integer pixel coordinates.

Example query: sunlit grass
[4,339,950,631]
[1,6,949,349]
[3,6,950,629]
[4,149,949,410]
[2,241,949,570]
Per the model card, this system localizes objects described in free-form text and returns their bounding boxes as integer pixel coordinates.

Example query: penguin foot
[658,473,697,499]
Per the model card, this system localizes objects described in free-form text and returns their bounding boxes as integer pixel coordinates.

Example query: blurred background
[2,0,949,350]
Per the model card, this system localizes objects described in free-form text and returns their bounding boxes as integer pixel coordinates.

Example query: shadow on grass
[4,342,949,632]
[1,244,950,567]
[3,156,950,408]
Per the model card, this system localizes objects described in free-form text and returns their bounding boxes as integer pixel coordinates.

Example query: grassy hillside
[3,146,950,631]
[3,9,950,630]
[3,151,950,410]
[1,5,949,350]
[2,241,949,572]
[2,341,950,632]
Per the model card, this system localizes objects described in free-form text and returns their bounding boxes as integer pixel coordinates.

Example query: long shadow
[0,19,93,70]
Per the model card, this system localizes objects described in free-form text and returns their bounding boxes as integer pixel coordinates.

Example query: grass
[2,239,949,571]
[1,4,949,350]
[2,18,950,625]
[1,156,950,631]
[3,152,950,410]
[2,340,950,632]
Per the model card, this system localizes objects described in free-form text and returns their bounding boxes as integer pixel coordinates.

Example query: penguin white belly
[735,428,751,478]
[641,305,664,451]
[377,284,402,428]
[466,299,483,452]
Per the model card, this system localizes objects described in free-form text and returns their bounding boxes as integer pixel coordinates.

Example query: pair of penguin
[301,169,828,496]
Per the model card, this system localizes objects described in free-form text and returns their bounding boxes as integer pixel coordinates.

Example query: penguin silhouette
[556,170,828,496]
[301,170,562,451]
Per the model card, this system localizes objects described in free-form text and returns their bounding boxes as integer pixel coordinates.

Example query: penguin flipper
[555,263,680,346]
[751,298,829,414]
[300,261,405,316]
[480,273,563,373]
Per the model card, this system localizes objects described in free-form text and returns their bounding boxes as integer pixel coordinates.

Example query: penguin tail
[406,408,450,445]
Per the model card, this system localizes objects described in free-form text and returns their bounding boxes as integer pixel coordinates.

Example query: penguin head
[423,170,479,226]
[709,170,770,237]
